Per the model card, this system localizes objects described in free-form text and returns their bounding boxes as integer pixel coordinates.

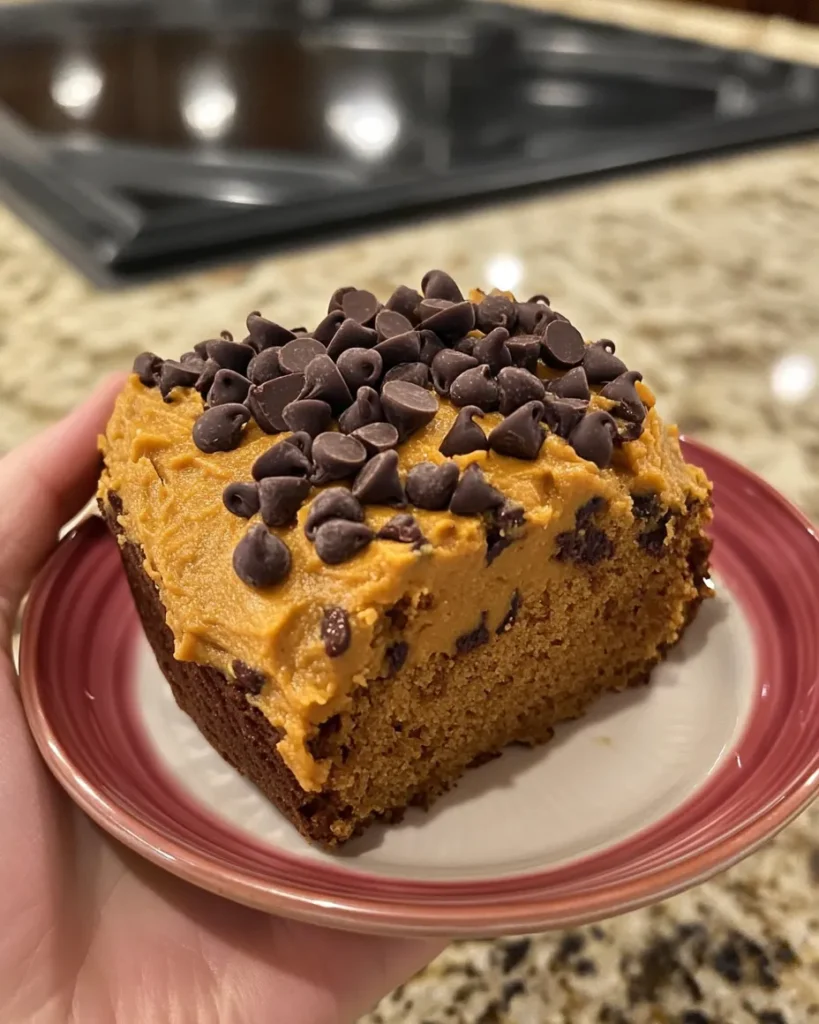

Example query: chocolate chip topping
[488,401,545,460]
[282,430,313,458]
[247,373,305,433]
[419,331,446,366]
[311,432,368,484]
[405,460,459,510]
[336,347,383,392]
[278,337,326,376]
[304,488,364,540]
[247,347,282,385]
[299,354,353,415]
[422,268,464,303]
[382,362,431,390]
[313,309,345,344]
[456,612,490,654]
[282,398,332,438]
[449,463,504,516]
[195,359,220,399]
[568,410,618,469]
[328,285,355,312]
[341,288,379,325]
[454,336,476,356]
[475,294,516,333]
[181,351,205,370]
[223,481,260,518]
[208,368,251,407]
[420,299,476,341]
[542,395,588,439]
[259,475,311,527]
[159,360,199,400]
[232,659,266,694]
[430,349,478,396]
[473,327,512,375]
[496,590,522,634]
[314,519,374,564]
[376,309,415,340]
[133,351,162,387]
[378,513,427,547]
[325,319,378,360]
[583,339,627,385]
[206,339,254,374]
[385,285,423,323]
[516,301,554,335]
[374,331,422,369]
[351,421,400,455]
[338,386,383,434]
[321,606,351,657]
[381,381,438,440]
[192,403,250,453]
[352,450,405,506]
[497,365,546,415]
[506,336,540,373]
[252,438,312,480]
[600,370,646,424]
[233,524,291,587]
[449,364,500,412]
[540,320,585,369]
[438,405,488,457]
[246,313,294,351]
[548,365,591,401]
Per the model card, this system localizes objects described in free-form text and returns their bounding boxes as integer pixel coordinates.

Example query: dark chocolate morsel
[258,475,311,527]
[385,285,423,323]
[576,496,607,525]
[341,288,379,325]
[313,309,346,344]
[327,285,356,313]
[321,606,351,657]
[506,336,540,374]
[314,519,374,564]
[338,386,383,434]
[304,488,364,540]
[430,349,478,396]
[133,351,162,387]
[541,320,585,369]
[233,524,291,587]
[351,421,399,456]
[282,399,332,438]
[336,347,383,392]
[300,354,353,415]
[382,362,431,390]
[568,410,618,469]
[311,432,368,484]
[180,351,203,366]
[454,336,476,356]
[631,493,661,521]
[405,460,459,511]
[374,331,421,369]
[282,430,313,458]
[497,365,546,415]
[325,318,378,360]
[208,368,251,407]
[378,513,427,547]
[381,380,438,440]
[421,268,464,303]
[205,339,254,374]
[247,373,305,433]
[222,481,260,518]
[449,463,504,516]
[541,395,588,439]
[547,365,591,401]
[485,500,526,565]
[246,313,295,351]
[475,293,516,333]
[252,438,312,480]
[232,659,266,694]
[516,301,556,335]
[419,330,446,366]
[473,327,512,375]
[600,370,646,423]
[159,360,200,400]
[496,589,522,634]
[192,403,250,453]
[583,339,628,385]
[449,364,500,412]
[195,358,220,399]
[375,309,415,340]
[352,450,405,506]
[456,612,490,654]
[488,401,545,460]
[247,347,282,385]
[386,641,409,675]
[193,339,212,360]
[555,516,614,566]
[528,293,550,305]
[439,405,488,457]
[278,336,327,376]
[616,420,644,443]
[420,299,475,342]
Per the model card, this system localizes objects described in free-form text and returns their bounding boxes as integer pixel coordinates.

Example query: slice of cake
[98,271,712,848]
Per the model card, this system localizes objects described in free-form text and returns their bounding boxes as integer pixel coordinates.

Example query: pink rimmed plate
[19,440,819,937]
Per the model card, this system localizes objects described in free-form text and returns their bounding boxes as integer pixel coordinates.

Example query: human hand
[0,376,442,1024]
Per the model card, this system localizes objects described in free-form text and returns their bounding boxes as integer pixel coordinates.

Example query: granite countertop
[2,1,819,1022]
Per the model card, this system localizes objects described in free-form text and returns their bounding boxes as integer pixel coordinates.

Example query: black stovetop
[1,0,818,284]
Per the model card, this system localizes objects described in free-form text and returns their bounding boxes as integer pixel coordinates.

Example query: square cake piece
[99,271,712,848]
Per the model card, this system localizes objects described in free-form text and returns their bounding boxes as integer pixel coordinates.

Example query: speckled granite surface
[3,1,819,1022]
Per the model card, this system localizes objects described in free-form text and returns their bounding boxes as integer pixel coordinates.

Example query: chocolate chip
[304,488,364,540]
[300,354,353,415]
[576,497,607,526]
[439,405,488,457]
[386,641,409,674]
[506,336,540,373]
[456,612,489,654]
[375,309,415,340]
[542,395,588,439]
[540,320,585,369]
[421,268,464,302]
[247,373,305,433]
[454,336,476,356]
[311,432,368,484]
[420,299,476,341]
[616,420,644,443]
[133,351,162,387]
[327,285,356,312]
[449,463,504,516]
[497,366,546,415]
[381,381,438,440]
[555,522,614,565]
[282,398,332,438]
[193,339,214,359]
[430,349,478,396]
[496,590,521,634]
[516,301,556,335]
[473,327,512,375]
[583,339,627,385]
[450,364,500,412]
[419,330,446,366]
[313,309,346,343]
[278,337,326,377]
[182,351,207,371]
[486,500,526,565]
[206,339,254,374]
[528,293,550,305]
[405,460,459,510]
[192,403,250,453]
[232,659,266,694]
[632,493,661,520]
[351,421,399,455]
[282,430,313,458]
[246,313,294,351]
[209,368,251,407]
[382,362,431,389]
[352,450,405,506]
[336,347,383,392]
[338,386,383,434]
[639,514,671,556]
[233,524,291,587]
[341,288,379,325]
[223,481,260,518]
[374,331,421,369]
[195,359,220,399]
[159,360,199,400]
[247,347,282,385]
[378,513,427,547]
[385,285,423,323]
[488,401,545,460]
[569,410,618,469]
[600,370,646,424]
[475,294,516,333]
[252,438,312,480]
[321,606,351,657]
[314,519,374,564]
[548,366,591,401]
[325,319,378,360]
[259,475,311,527]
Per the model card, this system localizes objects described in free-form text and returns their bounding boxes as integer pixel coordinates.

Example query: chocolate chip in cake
[304,487,364,540]
[456,612,490,654]
[616,420,644,443]
[192,403,250,453]
[547,366,591,401]
[405,460,459,510]
[382,361,431,390]
[311,432,368,484]
[351,421,399,456]
[576,496,607,525]
[496,590,522,634]
[473,327,512,375]
[278,337,327,376]
[282,430,314,458]
[639,513,672,556]
[326,318,378,360]
[386,641,409,675]
[381,381,438,441]
[133,351,162,387]
[419,330,446,366]
[300,354,353,415]
[338,386,383,435]
[375,330,422,369]
[233,524,291,587]
[430,349,478,397]
[475,293,516,333]
[231,659,266,694]
[485,500,526,565]
[449,463,504,516]
[341,288,379,325]
[420,299,475,341]
[247,347,282,385]
[159,360,200,401]
[312,309,346,343]
[336,347,383,392]
[252,438,312,480]
[327,285,356,312]
[247,373,306,433]
[208,368,251,407]
[385,284,423,323]
[439,405,488,457]
[422,268,464,302]
[631,493,661,521]
[568,410,618,469]
[352,450,405,506]
[497,366,546,416]
[195,358,220,399]
[540,320,585,369]
[600,370,646,424]
[314,519,374,564]
[206,339,254,374]
[555,522,614,566]
[282,399,332,438]
[450,365,500,412]
[321,606,351,657]
[542,395,588,439]
[246,313,294,351]
[488,401,545,460]
[377,513,427,547]
[223,481,260,518]
[506,337,540,374]
[583,339,627,385]
[258,476,311,527]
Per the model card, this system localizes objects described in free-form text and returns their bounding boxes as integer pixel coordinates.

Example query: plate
[20,440,819,936]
